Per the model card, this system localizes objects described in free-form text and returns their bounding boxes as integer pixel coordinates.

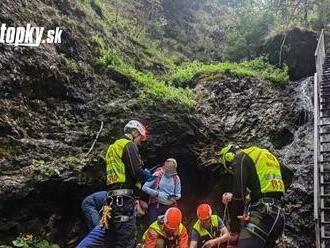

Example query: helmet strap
[124,133,134,141]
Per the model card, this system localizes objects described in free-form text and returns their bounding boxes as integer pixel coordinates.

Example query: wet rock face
[0,1,314,247]
[194,72,295,149]
[260,28,317,81]
[193,75,315,247]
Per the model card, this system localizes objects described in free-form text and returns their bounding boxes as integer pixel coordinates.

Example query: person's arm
[189,229,199,248]
[143,229,159,248]
[217,216,230,243]
[201,226,230,248]
[179,226,189,248]
[201,217,229,248]
[142,175,158,196]
[215,226,230,244]
[228,153,249,232]
[280,163,294,190]
[174,177,182,200]
[122,142,146,182]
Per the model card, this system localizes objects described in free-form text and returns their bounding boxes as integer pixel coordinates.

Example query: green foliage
[59,54,78,73]
[32,160,61,177]
[93,35,123,66]
[119,63,195,106]
[93,35,195,106]
[167,57,289,87]
[2,234,60,248]
[222,31,247,62]
[223,10,275,61]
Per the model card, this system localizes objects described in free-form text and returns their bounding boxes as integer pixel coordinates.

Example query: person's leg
[238,205,285,248]
[238,228,265,248]
[81,194,102,231]
[157,204,172,216]
[93,191,107,211]
[266,208,285,247]
[76,225,106,248]
[148,204,159,224]
[106,197,136,248]
[238,236,265,248]
[109,218,136,248]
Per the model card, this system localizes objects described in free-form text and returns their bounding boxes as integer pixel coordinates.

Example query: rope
[223,203,230,227]
[100,200,112,230]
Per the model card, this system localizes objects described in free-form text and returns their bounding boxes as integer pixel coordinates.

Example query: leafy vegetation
[93,32,289,106]
[220,0,330,61]
[167,57,289,88]
[93,35,195,107]
[0,234,59,248]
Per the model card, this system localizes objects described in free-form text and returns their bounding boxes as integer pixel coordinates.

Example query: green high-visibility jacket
[105,138,131,185]
[241,146,285,194]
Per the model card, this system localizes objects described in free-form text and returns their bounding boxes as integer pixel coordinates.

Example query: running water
[277,76,315,247]
[279,76,314,164]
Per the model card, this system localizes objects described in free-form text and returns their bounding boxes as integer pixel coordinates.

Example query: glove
[143,169,154,182]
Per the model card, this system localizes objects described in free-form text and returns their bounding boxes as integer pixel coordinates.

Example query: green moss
[32,160,61,177]
[0,145,20,158]
[167,57,289,87]
[59,155,82,163]
[59,54,79,73]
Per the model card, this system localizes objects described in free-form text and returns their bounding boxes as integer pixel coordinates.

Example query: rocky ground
[0,0,316,247]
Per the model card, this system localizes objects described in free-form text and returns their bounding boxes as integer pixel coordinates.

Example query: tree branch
[85,121,104,157]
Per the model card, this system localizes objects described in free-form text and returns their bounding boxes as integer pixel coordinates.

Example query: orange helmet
[197,204,212,221]
[164,207,182,230]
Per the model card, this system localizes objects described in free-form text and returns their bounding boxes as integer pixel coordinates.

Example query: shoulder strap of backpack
[152,167,164,190]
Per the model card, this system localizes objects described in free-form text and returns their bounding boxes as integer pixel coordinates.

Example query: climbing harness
[100,189,134,230]
[245,198,282,242]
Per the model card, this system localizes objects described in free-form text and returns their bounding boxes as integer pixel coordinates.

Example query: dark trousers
[238,204,285,248]
[78,197,136,248]
[148,203,174,225]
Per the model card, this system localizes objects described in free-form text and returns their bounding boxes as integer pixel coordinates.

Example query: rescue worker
[220,144,293,248]
[142,158,182,224]
[142,207,189,248]
[77,120,152,248]
[81,191,147,230]
[190,204,229,248]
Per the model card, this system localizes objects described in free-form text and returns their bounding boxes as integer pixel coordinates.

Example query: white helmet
[124,120,148,141]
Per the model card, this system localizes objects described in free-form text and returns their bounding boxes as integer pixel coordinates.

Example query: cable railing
[314,29,325,248]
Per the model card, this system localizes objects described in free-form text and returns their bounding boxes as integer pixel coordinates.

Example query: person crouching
[142,207,188,248]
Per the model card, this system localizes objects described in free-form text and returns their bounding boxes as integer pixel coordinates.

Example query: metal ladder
[315,29,330,248]
[320,54,330,248]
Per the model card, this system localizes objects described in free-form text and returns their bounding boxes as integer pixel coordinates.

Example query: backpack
[148,166,179,204]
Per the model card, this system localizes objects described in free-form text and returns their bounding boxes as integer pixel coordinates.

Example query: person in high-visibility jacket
[78,120,153,248]
[220,144,293,248]
[190,204,229,248]
[142,207,189,248]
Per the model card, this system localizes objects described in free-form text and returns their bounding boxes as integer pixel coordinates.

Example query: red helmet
[197,204,212,221]
[124,120,148,141]
[164,207,182,230]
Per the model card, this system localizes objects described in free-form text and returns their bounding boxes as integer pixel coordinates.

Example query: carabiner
[116,195,124,207]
